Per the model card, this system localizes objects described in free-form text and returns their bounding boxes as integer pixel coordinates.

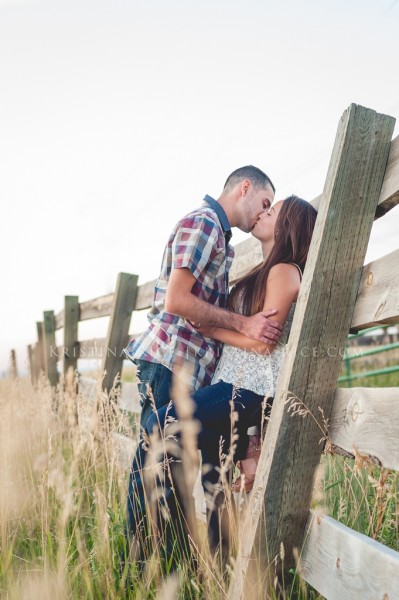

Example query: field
[0,369,398,599]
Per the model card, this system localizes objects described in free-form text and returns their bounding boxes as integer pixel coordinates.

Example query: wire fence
[339,324,399,385]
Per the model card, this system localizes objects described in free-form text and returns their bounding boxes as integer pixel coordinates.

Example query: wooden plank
[63,334,138,356]
[311,134,399,216]
[350,249,399,331]
[376,133,399,217]
[56,293,115,328]
[77,334,130,358]
[56,285,153,327]
[102,273,138,394]
[10,349,18,379]
[135,278,155,310]
[32,344,40,384]
[55,333,134,361]
[301,511,399,600]
[43,310,59,387]
[228,105,396,598]
[36,321,45,375]
[63,296,79,376]
[55,309,64,330]
[78,338,106,358]
[329,387,399,471]
[27,344,35,385]
[79,292,114,321]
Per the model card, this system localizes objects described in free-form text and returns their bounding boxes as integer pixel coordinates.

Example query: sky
[1,0,399,375]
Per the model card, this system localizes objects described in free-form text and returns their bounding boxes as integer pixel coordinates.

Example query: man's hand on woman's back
[239,310,283,345]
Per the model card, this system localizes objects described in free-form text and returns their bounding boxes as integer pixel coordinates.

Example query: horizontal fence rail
[329,386,399,470]
[301,511,399,600]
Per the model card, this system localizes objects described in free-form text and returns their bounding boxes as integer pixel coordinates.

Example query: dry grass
[0,372,398,599]
[0,371,242,599]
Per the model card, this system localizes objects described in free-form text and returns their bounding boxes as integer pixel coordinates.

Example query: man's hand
[240,310,283,344]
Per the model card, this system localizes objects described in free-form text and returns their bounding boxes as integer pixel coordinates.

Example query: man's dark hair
[223,165,275,193]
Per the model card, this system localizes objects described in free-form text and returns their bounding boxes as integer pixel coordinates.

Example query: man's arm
[196,263,302,352]
[165,267,282,344]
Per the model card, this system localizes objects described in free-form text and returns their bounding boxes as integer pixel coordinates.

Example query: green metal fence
[338,324,399,386]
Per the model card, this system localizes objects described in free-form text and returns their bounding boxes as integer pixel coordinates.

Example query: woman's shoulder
[268,262,302,280]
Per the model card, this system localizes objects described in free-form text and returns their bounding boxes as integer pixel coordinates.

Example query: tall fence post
[63,295,79,377]
[43,310,59,387]
[229,104,395,598]
[36,321,45,377]
[27,344,35,385]
[102,272,138,394]
[10,349,18,379]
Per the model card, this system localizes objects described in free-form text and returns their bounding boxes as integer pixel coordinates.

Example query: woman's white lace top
[212,302,296,396]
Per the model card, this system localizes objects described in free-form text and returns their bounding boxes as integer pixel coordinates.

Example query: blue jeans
[125,360,174,562]
[145,381,268,558]
[135,359,173,429]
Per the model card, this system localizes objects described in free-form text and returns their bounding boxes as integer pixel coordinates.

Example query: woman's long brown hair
[229,195,317,316]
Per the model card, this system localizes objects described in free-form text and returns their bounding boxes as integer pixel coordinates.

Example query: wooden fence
[18,103,399,599]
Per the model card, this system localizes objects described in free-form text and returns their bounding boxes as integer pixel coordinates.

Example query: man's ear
[240,179,251,197]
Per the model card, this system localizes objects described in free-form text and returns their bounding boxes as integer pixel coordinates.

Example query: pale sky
[1,0,399,375]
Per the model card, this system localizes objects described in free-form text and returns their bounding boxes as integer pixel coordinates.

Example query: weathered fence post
[10,349,18,379]
[27,344,35,385]
[229,104,395,598]
[63,295,79,377]
[102,272,138,394]
[43,310,59,387]
[36,321,45,377]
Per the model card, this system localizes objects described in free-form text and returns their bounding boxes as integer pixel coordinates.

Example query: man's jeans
[125,360,173,560]
[135,359,173,429]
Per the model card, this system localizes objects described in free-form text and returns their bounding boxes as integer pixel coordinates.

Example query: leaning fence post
[43,310,59,387]
[102,272,138,395]
[228,104,395,598]
[63,296,79,377]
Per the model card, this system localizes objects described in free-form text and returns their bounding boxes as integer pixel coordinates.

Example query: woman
[144,194,317,557]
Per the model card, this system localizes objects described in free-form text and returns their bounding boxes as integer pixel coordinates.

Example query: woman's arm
[205,327,273,354]
[199,263,301,354]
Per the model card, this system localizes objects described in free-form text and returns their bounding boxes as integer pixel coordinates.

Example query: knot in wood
[375,301,386,319]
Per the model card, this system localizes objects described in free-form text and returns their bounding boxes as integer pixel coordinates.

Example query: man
[123,165,282,566]
[124,165,281,428]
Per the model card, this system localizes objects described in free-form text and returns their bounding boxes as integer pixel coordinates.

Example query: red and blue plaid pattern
[124,204,234,390]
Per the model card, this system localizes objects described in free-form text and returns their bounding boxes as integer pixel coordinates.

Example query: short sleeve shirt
[124,196,234,390]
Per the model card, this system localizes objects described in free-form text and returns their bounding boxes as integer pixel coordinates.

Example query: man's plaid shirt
[124,195,234,390]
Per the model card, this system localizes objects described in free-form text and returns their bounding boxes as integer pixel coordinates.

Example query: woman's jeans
[126,372,267,560]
